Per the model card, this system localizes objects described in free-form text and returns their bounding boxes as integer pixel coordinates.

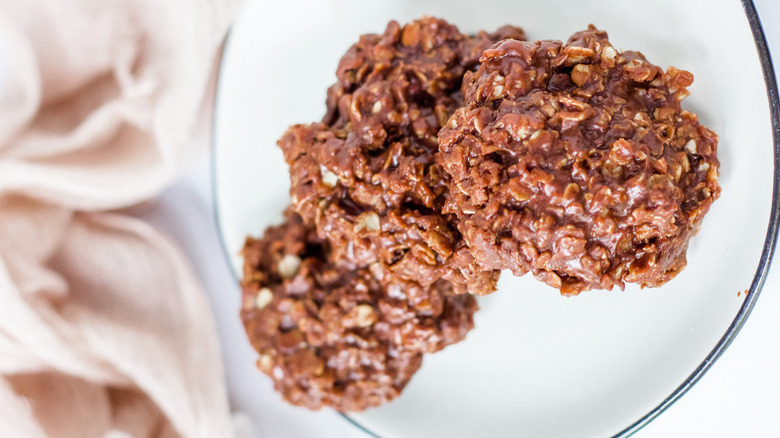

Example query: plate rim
[610,1,780,435]
[210,1,780,436]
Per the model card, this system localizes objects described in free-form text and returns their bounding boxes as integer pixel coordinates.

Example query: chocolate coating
[437,27,720,295]
[279,17,525,295]
[240,212,477,411]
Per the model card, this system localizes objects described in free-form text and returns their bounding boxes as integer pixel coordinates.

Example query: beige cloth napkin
[0,0,242,436]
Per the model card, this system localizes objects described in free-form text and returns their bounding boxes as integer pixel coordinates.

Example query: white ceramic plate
[213,1,779,436]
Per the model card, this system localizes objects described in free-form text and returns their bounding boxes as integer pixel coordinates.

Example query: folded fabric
[0,0,242,436]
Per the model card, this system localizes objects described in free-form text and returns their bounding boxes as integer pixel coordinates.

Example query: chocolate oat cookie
[278,17,525,295]
[438,27,720,295]
[241,212,477,411]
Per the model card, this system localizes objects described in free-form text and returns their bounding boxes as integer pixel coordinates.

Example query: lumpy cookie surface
[240,212,477,411]
[278,17,525,295]
[437,27,720,295]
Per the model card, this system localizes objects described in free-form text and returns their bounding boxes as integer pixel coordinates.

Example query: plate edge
[209,2,780,436]
[613,0,780,436]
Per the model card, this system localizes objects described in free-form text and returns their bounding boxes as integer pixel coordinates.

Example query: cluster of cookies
[241,18,720,411]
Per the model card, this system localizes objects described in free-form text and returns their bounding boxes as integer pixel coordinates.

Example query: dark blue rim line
[210,1,780,436]
[612,0,780,436]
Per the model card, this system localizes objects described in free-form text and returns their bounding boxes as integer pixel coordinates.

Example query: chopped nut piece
[257,354,274,372]
[277,254,301,279]
[255,288,274,309]
[491,85,504,99]
[491,75,506,99]
[563,183,581,201]
[601,45,618,64]
[571,64,592,86]
[353,211,380,232]
[685,139,697,154]
[350,305,378,328]
[318,165,339,187]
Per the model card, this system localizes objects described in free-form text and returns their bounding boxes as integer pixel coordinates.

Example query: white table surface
[140,1,780,436]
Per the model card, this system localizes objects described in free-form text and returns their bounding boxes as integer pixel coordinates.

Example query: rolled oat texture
[438,26,720,295]
[279,17,526,295]
[240,212,477,411]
